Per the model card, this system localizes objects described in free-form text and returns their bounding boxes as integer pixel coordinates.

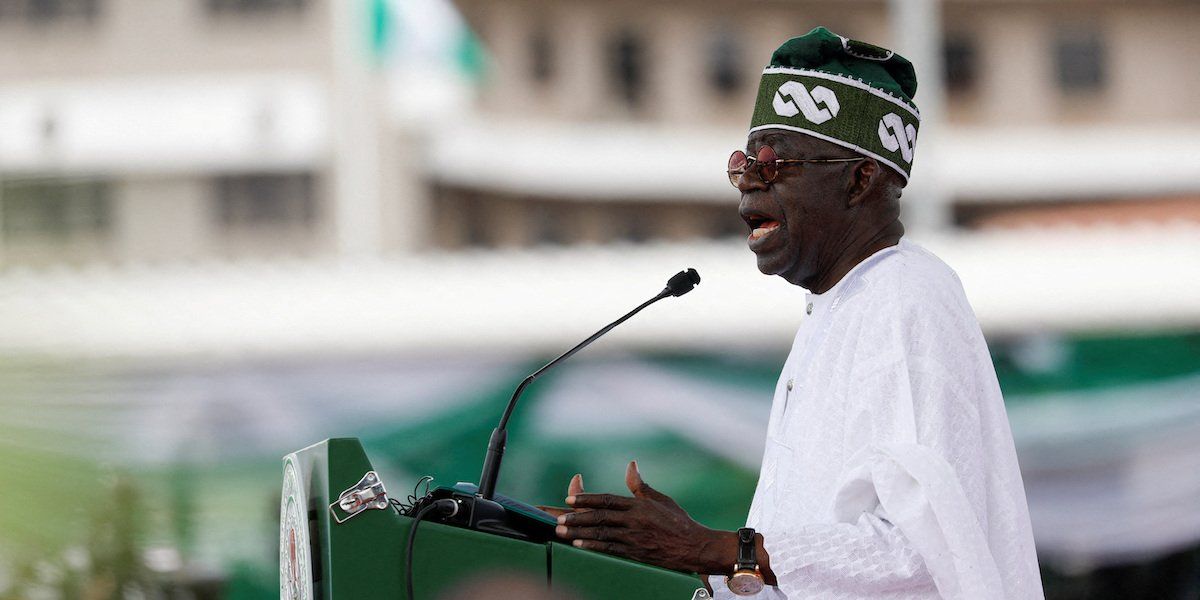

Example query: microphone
[663,267,701,297]
[476,268,701,501]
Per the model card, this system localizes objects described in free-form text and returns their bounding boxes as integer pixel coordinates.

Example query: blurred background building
[0,0,1197,598]
[0,0,430,266]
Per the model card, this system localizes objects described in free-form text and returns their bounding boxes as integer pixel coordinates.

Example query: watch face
[728,572,764,596]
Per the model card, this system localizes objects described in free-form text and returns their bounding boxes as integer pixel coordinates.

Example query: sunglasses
[727,145,861,187]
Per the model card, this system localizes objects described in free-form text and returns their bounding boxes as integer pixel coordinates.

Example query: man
[545,27,1043,599]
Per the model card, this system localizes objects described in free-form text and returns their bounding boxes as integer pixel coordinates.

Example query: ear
[846,159,881,207]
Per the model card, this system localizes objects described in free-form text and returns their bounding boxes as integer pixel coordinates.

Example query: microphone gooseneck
[476,268,701,501]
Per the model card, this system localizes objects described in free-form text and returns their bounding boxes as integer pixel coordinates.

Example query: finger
[625,460,641,495]
[561,524,623,542]
[537,505,572,518]
[625,460,666,502]
[568,473,585,497]
[559,509,628,527]
[568,493,635,510]
[558,474,592,514]
[570,539,633,558]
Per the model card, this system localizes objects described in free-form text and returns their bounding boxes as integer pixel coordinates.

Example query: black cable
[405,498,458,600]
[393,476,436,517]
[389,498,407,516]
[413,476,433,504]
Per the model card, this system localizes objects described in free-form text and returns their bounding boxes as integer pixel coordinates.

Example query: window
[608,30,646,109]
[943,35,978,93]
[206,0,306,16]
[1054,28,1106,93]
[0,0,99,23]
[529,26,554,84]
[214,173,316,228]
[708,29,743,97]
[1,179,111,238]
[450,191,490,248]
[529,202,568,246]
[614,206,652,243]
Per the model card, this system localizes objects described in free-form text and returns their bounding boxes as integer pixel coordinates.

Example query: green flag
[369,0,394,63]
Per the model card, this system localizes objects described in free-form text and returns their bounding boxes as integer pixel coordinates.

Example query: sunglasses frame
[727,146,862,187]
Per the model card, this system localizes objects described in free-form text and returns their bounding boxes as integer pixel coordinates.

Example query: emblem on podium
[280,455,313,600]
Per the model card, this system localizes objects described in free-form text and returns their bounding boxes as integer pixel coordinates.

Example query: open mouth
[744,214,781,242]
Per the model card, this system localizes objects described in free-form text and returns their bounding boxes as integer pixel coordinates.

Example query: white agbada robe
[710,240,1043,600]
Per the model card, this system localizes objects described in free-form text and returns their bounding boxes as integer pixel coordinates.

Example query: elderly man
[547,27,1044,599]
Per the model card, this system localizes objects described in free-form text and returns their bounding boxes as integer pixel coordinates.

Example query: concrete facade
[3,0,1198,262]
[436,0,1200,248]
[459,0,1200,126]
[0,0,420,266]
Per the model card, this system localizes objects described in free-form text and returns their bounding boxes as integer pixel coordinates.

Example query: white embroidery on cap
[772,80,840,124]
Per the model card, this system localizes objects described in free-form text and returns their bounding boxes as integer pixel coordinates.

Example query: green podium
[280,438,704,599]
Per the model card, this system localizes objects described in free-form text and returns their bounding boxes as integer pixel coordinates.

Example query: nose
[735,164,770,194]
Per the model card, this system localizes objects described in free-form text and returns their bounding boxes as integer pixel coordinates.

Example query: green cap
[750,27,921,182]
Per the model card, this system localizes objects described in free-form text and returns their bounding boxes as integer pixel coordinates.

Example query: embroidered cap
[750,27,921,182]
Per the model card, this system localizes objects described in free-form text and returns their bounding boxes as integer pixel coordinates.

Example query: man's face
[737,130,860,289]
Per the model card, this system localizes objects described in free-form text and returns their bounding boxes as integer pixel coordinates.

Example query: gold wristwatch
[726,527,764,596]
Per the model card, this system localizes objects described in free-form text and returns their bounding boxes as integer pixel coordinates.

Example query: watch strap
[735,527,758,572]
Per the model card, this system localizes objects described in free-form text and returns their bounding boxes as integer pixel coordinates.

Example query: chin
[754,252,803,283]
[754,254,782,277]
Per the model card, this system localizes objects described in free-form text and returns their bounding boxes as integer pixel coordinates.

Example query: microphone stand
[478,268,699,501]
[480,291,667,499]
[413,269,699,542]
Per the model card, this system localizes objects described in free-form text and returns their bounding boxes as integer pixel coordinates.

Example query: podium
[280,438,704,599]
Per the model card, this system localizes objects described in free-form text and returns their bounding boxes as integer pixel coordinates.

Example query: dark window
[461,195,488,248]
[614,206,652,243]
[529,26,554,84]
[1054,28,1106,92]
[943,35,978,93]
[608,30,645,109]
[1,179,111,238]
[708,29,743,97]
[214,173,316,228]
[529,202,567,246]
[0,0,99,23]
[206,0,306,15]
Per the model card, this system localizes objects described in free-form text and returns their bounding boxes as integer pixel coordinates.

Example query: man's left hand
[554,460,736,574]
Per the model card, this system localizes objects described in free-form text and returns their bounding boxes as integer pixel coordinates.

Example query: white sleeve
[707,502,931,599]
[747,439,1011,600]
[759,506,934,597]
[823,442,1008,600]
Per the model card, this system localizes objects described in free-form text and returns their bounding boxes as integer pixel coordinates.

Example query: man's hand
[552,461,738,575]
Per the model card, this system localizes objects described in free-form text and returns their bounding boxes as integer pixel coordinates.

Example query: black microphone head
[664,268,701,297]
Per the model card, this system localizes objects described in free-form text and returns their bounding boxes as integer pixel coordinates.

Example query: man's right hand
[537,473,587,518]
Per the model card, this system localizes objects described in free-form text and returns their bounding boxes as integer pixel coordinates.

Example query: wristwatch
[726,527,764,596]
